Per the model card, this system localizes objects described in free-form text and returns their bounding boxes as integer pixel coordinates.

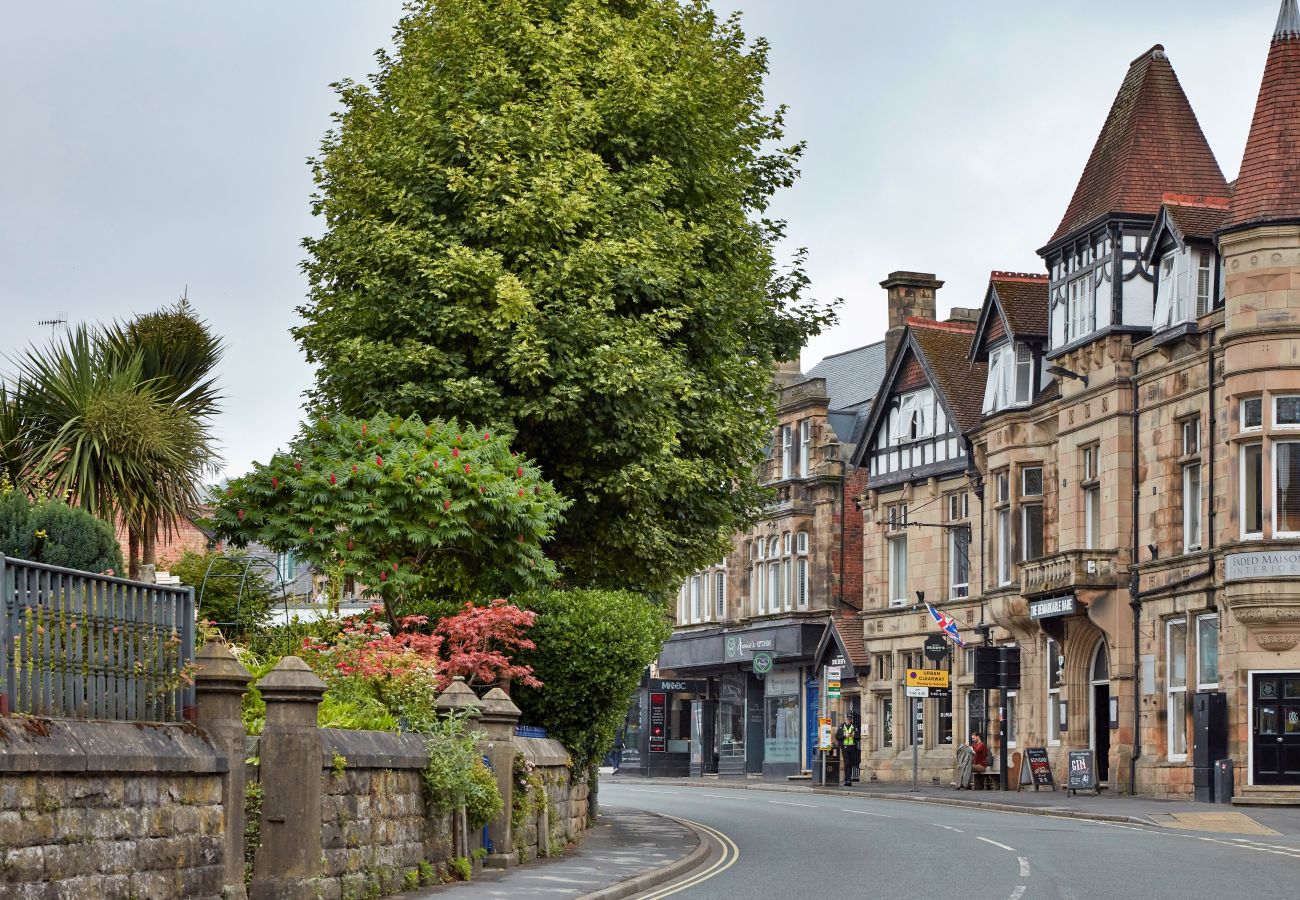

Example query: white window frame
[1167,618,1188,761]
[781,425,793,479]
[781,557,791,612]
[690,575,702,623]
[1196,249,1213,315]
[796,558,808,609]
[997,508,1012,586]
[1275,395,1300,430]
[949,525,970,599]
[1005,689,1018,750]
[1014,343,1033,405]
[796,531,809,554]
[1183,461,1202,553]
[714,570,726,619]
[1019,503,1043,562]
[799,419,812,476]
[1241,397,1263,432]
[1046,637,1062,745]
[1196,614,1220,690]
[888,535,908,607]
[1273,440,1300,538]
[1242,442,1264,540]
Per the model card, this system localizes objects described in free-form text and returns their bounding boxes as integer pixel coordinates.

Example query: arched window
[1091,642,1109,683]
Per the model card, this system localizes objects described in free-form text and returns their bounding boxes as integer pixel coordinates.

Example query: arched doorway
[1089,642,1111,783]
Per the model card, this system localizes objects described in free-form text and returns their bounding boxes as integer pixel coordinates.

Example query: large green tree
[295,0,833,594]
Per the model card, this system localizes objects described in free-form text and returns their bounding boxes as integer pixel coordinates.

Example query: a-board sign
[905,668,949,689]
[1067,749,1097,792]
[1021,747,1055,788]
[649,692,667,753]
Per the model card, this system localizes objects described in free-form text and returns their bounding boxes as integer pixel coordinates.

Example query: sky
[0,1,1281,478]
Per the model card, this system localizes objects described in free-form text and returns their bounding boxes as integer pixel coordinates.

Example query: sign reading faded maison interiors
[1029,595,1077,619]
[1226,551,1300,581]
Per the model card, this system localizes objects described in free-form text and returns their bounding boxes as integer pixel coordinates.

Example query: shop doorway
[1089,642,1110,783]
[1251,672,1300,786]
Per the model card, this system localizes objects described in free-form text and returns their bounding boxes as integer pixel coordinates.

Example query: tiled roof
[834,610,869,666]
[1164,197,1231,240]
[806,341,888,412]
[1226,6,1300,229]
[990,272,1049,339]
[1048,45,1228,245]
[907,319,986,433]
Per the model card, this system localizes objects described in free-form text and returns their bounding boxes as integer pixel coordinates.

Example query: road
[599,782,1300,900]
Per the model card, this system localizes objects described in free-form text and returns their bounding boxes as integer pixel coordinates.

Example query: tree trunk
[143,518,157,567]
[127,526,141,581]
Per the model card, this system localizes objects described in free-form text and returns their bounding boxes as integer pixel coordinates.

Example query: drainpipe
[1207,322,1218,554]
[839,471,847,610]
[1129,372,1142,797]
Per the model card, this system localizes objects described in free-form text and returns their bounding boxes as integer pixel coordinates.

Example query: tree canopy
[294,0,834,594]
[210,412,568,621]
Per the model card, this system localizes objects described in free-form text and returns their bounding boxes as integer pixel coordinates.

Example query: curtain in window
[1278,444,1300,533]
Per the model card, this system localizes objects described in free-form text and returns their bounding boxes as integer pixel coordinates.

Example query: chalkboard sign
[1067,749,1098,794]
[1021,747,1055,790]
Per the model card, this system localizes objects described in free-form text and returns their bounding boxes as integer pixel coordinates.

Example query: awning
[658,620,826,673]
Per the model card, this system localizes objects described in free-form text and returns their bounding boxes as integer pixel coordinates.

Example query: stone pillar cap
[435,676,483,713]
[478,687,521,720]
[194,641,253,689]
[256,655,326,701]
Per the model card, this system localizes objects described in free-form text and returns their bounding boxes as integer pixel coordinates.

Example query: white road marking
[931,823,964,833]
[1018,856,1031,877]
[1096,820,1300,860]
[698,793,745,799]
[640,816,740,900]
[768,800,818,808]
[626,788,680,795]
[1008,887,1026,900]
[977,837,1018,853]
[841,809,896,818]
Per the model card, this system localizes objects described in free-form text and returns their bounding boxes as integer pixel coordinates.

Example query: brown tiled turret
[1224,0,1300,230]
[1048,45,1227,245]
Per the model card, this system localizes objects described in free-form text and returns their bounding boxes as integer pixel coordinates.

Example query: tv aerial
[37,312,68,333]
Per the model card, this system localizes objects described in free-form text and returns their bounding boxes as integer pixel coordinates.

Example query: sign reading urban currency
[818,717,834,751]
[1226,550,1300,581]
[905,668,950,689]
[1067,749,1097,792]
[649,692,667,753]
[1029,595,1077,619]
[753,651,775,675]
[905,685,930,698]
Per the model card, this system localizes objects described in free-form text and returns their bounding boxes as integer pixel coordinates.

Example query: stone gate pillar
[479,687,521,868]
[194,642,253,900]
[249,657,326,900]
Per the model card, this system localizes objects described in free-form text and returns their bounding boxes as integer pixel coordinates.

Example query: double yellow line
[638,816,740,899]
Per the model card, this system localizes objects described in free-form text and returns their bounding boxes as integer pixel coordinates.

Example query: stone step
[1231,786,1300,806]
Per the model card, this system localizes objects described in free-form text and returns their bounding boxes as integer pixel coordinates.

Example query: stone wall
[0,717,227,900]
[512,737,588,862]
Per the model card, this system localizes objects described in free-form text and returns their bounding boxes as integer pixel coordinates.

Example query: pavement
[404,772,1300,898]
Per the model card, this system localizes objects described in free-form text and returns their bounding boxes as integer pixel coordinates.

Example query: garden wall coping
[514,736,570,767]
[318,728,428,770]
[0,717,226,774]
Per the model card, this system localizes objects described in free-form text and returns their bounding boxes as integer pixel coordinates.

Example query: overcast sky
[0,1,1280,478]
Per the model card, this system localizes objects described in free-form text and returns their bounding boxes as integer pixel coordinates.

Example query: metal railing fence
[0,555,196,722]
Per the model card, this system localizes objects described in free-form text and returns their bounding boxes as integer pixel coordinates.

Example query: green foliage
[403,869,420,891]
[210,412,567,621]
[169,550,276,637]
[447,857,472,882]
[417,859,436,886]
[294,0,836,594]
[243,781,264,884]
[331,752,348,778]
[513,589,669,771]
[422,712,503,829]
[0,490,123,575]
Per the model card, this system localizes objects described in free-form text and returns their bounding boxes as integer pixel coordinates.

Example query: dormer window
[1155,248,1215,330]
[983,342,1035,413]
[889,389,936,444]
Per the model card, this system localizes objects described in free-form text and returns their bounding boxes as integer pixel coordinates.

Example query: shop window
[1047,637,1063,745]
[1197,614,1219,689]
[1168,619,1188,760]
[718,675,746,764]
[966,689,986,743]
[1275,442,1300,537]
[1005,690,1018,749]
[765,676,801,765]
[1242,443,1263,539]
[937,689,953,747]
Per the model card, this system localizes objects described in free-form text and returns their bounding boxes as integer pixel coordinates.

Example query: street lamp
[1047,364,1089,387]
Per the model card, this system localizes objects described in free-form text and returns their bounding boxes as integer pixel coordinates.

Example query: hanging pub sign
[924,633,950,661]
[649,692,667,753]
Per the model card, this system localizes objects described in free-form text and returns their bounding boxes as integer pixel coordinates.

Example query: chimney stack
[881,271,943,363]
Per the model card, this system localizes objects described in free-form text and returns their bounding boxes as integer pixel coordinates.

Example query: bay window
[1274,442,1300,537]
[1020,466,1044,561]
[1242,443,1263,539]
[982,342,1035,413]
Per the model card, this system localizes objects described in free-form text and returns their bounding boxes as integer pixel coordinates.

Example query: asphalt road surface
[600,782,1300,900]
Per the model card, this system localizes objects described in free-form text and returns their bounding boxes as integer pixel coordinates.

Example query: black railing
[0,555,196,721]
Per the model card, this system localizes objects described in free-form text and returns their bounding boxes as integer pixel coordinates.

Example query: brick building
[848,3,1300,798]
[650,341,886,776]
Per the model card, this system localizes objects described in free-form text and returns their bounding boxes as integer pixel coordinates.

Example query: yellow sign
[905,668,950,689]
[818,717,833,751]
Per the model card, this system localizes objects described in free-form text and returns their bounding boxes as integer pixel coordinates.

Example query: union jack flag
[926,602,965,648]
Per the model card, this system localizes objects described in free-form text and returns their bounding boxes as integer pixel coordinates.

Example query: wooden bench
[974,768,1001,790]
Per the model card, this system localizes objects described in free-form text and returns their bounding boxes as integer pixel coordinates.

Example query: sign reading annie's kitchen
[1225,551,1300,581]
[724,632,777,660]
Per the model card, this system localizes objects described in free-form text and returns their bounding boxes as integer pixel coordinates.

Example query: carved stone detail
[1256,632,1300,653]
[1233,605,1300,626]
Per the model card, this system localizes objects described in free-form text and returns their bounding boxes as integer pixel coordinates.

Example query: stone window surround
[1230,391,1300,540]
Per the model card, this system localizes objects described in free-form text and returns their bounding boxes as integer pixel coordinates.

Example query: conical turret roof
[1225,1,1300,230]
[1047,45,1227,246]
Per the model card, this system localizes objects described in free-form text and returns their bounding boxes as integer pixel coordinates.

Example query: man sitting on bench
[959,732,990,790]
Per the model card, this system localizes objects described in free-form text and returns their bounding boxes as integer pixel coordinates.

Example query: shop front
[657,619,826,776]
[621,675,708,777]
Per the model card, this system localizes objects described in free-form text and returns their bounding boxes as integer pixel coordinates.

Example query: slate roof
[991,272,1049,339]
[805,340,888,412]
[1226,3,1300,229]
[834,610,869,665]
[1047,45,1228,246]
[908,319,986,433]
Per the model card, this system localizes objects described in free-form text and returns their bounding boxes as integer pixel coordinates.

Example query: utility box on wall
[1193,691,1227,802]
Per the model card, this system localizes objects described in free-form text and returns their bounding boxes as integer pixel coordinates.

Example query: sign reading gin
[1029,595,1076,619]
[1226,550,1300,581]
